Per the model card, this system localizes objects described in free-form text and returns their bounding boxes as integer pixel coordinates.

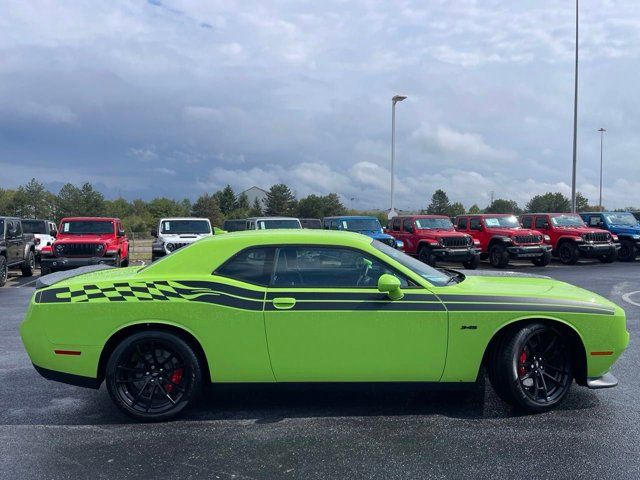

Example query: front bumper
[40,255,119,271]
[586,372,618,389]
[431,247,480,261]
[577,243,619,258]
[506,245,552,259]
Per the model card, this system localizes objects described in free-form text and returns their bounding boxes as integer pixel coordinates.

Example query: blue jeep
[322,216,404,250]
[580,211,640,261]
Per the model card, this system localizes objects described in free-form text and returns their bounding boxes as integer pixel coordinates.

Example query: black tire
[462,254,479,270]
[489,243,510,268]
[0,256,7,287]
[21,251,35,277]
[121,256,130,268]
[488,323,573,413]
[618,239,637,262]
[418,246,437,267]
[532,251,551,267]
[105,330,203,422]
[558,242,579,265]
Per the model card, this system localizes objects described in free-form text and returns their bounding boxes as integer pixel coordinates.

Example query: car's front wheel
[618,239,637,262]
[105,330,203,421]
[489,323,573,413]
[0,256,7,287]
[558,242,579,265]
[418,246,437,267]
[489,243,510,268]
[21,251,35,277]
[462,255,479,269]
[532,251,551,267]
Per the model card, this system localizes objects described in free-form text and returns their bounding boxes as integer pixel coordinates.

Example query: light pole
[571,0,579,213]
[598,127,606,210]
[389,94,407,219]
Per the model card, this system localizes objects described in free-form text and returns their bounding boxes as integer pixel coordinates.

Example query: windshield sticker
[342,221,348,229]
[164,222,170,231]
[63,223,69,232]
[485,218,500,227]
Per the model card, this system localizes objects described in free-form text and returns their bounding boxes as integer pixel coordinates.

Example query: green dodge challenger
[21,230,629,421]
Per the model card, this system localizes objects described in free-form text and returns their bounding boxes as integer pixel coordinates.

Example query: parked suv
[247,217,302,229]
[580,211,640,262]
[151,217,213,262]
[222,219,247,232]
[323,216,402,250]
[40,217,129,275]
[456,214,552,268]
[387,215,479,268]
[0,217,36,287]
[21,219,57,262]
[520,213,619,265]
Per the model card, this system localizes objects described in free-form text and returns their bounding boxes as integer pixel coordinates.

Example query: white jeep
[21,219,58,262]
[151,217,213,262]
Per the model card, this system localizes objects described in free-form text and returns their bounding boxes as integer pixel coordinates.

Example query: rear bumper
[506,245,552,259]
[33,363,100,389]
[577,243,618,258]
[431,247,480,261]
[586,372,618,389]
[40,256,119,271]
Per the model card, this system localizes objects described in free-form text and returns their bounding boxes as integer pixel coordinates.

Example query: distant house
[241,186,268,206]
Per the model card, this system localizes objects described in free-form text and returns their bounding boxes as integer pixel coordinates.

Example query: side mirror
[150,229,157,238]
[377,274,404,301]
[117,229,125,237]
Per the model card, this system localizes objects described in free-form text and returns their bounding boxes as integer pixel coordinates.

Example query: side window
[521,216,532,229]
[392,217,401,231]
[6,221,16,238]
[456,217,467,230]
[469,217,481,231]
[272,246,409,288]
[402,219,413,232]
[535,217,548,229]
[215,247,276,286]
[15,221,22,236]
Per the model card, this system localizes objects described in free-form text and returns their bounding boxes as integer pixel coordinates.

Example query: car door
[263,245,448,382]
[401,218,415,252]
[6,221,20,265]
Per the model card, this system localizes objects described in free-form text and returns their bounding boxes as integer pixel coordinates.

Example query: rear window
[215,247,276,285]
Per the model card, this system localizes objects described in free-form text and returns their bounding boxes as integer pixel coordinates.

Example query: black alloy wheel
[558,242,579,265]
[21,251,35,277]
[418,246,436,267]
[462,254,479,269]
[618,239,637,262]
[106,331,202,421]
[489,244,509,268]
[0,256,7,287]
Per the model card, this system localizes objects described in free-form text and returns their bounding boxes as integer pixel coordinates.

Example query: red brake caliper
[165,368,183,394]
[518,350,527,377]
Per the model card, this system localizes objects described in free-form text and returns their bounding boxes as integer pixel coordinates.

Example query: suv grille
[584,232,610,243]
[441,236,470,248]
[514,234,542,244]
[58,243,102,257]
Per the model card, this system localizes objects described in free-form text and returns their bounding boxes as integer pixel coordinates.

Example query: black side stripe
[437,295,615,312]
[179,280,265,300]
[445,303,615,315]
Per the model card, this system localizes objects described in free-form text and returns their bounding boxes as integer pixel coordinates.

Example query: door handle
[272,297,296,310]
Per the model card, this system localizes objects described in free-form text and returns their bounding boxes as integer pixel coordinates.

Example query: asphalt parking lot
[2,260,639,479]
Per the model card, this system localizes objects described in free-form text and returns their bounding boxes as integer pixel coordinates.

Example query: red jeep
[520,213,619,264]
[40,217,130,275]
[386,215,481,269]
[455,214,552,268]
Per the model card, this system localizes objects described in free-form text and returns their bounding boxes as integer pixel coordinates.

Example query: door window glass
[272,246,408,288]
[521,217,532,229]
[215,247,276,286]
[469,218,481,230]
[535,217,548,229]
[457,217,467,230]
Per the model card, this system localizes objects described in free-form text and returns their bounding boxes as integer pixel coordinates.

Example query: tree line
[0,179,347,233]
[423,189,634,217]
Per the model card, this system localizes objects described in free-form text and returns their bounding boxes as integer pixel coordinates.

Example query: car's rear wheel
[0,256,7,287]
[618,239,636,262]
[462,255,479,270]
[532,251,551,267]
[21,251,35,277]
[418,246,436,267]
[489,243,510,268]
[105,330,202,421]
[489,323,573,413]
[558,242,579,265]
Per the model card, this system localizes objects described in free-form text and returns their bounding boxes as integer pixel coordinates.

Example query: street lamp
[571,0,579,213]
[389,94,407,220]
[598,127,606,210]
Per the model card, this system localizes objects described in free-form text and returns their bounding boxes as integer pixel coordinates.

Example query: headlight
[543,235,551,242]
[166,243,175,252]
[96,244,104,253]
[632,234,640,240]
[611,234,619,241]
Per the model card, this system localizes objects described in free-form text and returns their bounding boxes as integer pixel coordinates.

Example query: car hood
[54,234,114,244]
[486,227,540,237]
[608,226,640,235]
[449,270,618,309]
[552,226,600,236]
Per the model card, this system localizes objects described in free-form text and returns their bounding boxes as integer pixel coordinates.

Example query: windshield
[257,219,301,229]
[161,220,211,234]
[22,220,47,234]
[340,218,382,232]
[372,239,452,287]
[484,216,520,228]
[550,214,585,227]
[61,221,114,234]
[605,212,638,226]
[223,220,246,232]
[415,218,453,230]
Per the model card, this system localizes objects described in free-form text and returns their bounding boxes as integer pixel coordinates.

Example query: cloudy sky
[1,0,640,210]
